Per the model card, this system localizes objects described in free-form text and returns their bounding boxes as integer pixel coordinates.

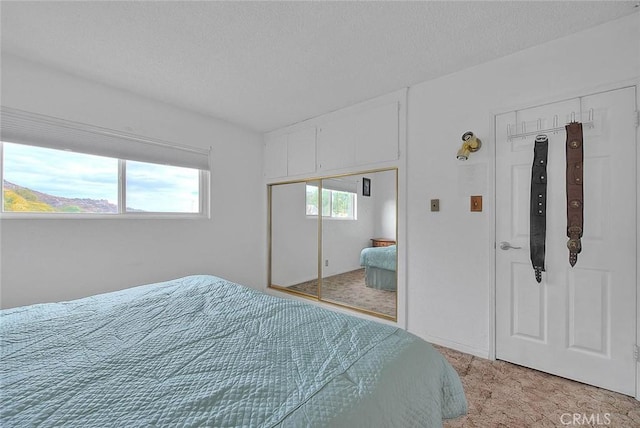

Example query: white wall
[406,14,639,357]
[372,169,396,239]
[0,54,265,308]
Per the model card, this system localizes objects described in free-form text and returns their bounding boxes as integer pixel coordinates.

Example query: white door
[495,87,637,396]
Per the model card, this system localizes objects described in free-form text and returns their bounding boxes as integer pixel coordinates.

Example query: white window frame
[118,159,210,218]
[0,108,210,219]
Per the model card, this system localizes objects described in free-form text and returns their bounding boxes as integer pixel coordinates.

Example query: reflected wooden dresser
[370,238,396,247]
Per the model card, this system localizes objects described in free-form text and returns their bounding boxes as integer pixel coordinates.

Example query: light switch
[470,195,482,212]
[430,199,440,212]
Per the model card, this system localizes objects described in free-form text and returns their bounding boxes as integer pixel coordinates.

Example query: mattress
[0,275,466,427]
[360,244,397,271]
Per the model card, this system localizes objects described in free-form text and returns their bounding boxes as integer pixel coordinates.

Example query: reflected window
[306,185,356,220]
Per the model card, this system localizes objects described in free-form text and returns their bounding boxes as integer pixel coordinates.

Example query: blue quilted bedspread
[0,275,466,427]
[360,244,397,271]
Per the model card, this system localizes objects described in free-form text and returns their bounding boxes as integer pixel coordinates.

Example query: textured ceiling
[1,1,638,132]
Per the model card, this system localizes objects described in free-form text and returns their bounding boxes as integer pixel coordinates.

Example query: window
[306,185,356,219]
[2,142,206,215]
[0,108,210,217]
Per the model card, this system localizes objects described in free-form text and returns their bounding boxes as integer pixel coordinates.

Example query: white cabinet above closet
[264,89,405,181]
[287,128,317,176]
[264,127,317,179]
[317,101,399,172]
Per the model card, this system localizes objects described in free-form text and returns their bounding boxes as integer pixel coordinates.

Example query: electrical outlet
[430,199,440,212]
[325,260,329,267]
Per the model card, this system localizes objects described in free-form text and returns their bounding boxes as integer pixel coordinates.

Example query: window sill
[0,212,210,220]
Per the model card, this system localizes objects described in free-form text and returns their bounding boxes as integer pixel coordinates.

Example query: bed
[360,244,397,291]
[0,275,466,427]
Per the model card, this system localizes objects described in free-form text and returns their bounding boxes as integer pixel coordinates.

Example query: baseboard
[421,334,490,359]
[322,265,363,278]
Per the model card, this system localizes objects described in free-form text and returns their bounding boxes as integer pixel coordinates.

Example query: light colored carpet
[437,345,640,427]
[287,268,396,317]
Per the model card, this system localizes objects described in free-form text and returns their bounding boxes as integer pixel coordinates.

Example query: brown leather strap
[565,122,583,267]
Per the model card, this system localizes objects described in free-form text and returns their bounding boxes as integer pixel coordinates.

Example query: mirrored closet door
[270,180,320,298]
[269,169,397,320]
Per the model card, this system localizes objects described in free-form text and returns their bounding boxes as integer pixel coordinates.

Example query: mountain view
[3,180,118,213]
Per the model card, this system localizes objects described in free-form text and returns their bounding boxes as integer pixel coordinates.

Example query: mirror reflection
[269,169,397,320]
[270,180,319,297]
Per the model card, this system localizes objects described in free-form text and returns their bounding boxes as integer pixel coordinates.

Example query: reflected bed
[1,275,466,427]
[360,244,397,291]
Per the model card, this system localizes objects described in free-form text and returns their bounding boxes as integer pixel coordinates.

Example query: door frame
[489,78,640,399]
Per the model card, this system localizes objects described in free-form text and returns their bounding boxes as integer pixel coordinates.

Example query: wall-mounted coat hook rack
[507,108,595,141]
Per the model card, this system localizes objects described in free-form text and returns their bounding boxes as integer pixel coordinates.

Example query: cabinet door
[354,102,399,165]
[287,127,316,176]
[317,119,357,171]
[317,101,399,172]
[264,134,288,179]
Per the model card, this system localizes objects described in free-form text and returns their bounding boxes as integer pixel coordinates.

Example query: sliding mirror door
[269,169,397,320]
[321,170,397,318]
[270,180,319,297]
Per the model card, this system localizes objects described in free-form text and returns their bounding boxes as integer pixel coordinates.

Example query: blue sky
[3,142,199,212]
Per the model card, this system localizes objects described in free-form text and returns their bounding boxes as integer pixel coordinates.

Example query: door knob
[499,241,522,250]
